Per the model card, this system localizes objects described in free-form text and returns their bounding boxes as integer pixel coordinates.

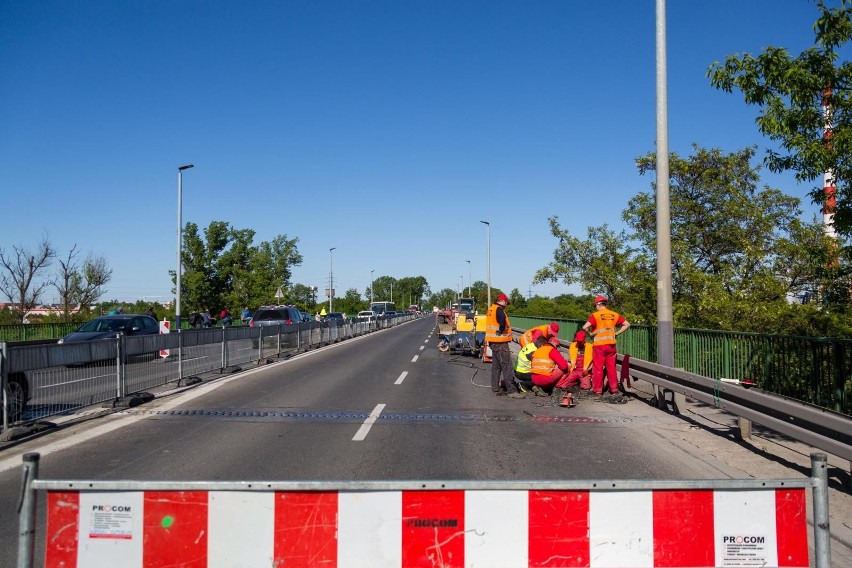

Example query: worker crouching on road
[530,336,574,406]
[565,330,593,397]
[514,330,547,394]
[518,321,560,348]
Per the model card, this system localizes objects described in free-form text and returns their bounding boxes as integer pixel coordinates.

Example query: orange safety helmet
[594,295,608,305]
[496,293,510,304]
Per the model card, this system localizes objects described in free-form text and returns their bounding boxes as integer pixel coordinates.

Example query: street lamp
[466,260,471,297]
[176,164,194,331]
[370,269,375,302]
[480,220,491,306]
[329,247,336,312]
[459,275,463,300]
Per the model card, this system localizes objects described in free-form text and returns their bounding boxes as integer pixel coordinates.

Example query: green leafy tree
[708,1,852,236]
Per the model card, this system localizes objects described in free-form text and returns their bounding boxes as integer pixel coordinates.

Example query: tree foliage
[708,0,852,236]
[536,145,851,335]
[175,221,303,314]
[54,245,112,321]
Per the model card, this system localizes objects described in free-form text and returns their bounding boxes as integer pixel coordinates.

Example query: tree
[175,221,303,313]
[0,236,55,323]
[708,1,852,236]
[536,145,845,333]
[54,245,112,320]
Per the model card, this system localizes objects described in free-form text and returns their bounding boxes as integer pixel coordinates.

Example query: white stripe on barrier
[209,491,274,568]
[466,490,528,567]
[339,491,401,567]
[590,491,654,567]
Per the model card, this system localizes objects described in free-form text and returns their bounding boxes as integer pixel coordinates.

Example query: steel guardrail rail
[624,355,852,462]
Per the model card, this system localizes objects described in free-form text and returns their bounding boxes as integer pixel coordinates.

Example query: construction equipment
[436,298,487,357]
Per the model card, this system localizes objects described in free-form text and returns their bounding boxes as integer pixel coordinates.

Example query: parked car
[58,315,160,344]
[324,312,346,323]
[250,305,302,348]
[357,310,375,321]
[299,310,313,323]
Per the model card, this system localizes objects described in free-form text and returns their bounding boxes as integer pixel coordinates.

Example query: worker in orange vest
[486,293,523,398]
[518,322,560,348]
[565,330,593,396]
[530,336,573,405]
[582,295,630,403]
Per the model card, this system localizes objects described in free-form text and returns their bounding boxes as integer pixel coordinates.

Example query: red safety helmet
[549,322,559,334]
[594,295,608,305]
[496,293,510,304]
[573,330,586,343]
[530,329,543,342]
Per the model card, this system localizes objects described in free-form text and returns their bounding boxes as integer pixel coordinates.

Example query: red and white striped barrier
[44,488,808,567]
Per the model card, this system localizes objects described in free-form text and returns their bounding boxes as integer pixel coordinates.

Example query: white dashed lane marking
[394,371,408,385]
[411,355,419,362]
[352,403,386,441]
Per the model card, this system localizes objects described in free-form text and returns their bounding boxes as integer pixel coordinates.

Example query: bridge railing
[510,316,850,415]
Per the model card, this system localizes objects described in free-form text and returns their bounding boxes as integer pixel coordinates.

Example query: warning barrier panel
[43,487,809,568]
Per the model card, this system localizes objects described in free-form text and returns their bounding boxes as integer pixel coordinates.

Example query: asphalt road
[0,316,848,566]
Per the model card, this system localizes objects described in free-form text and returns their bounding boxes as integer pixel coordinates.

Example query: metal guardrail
[1,314,417,432]
[622,355,852,463]
[509,324,852,464]
[510,316,851,414]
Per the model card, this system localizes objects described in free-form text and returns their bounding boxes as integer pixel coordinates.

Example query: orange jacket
[485,304,512,343]
[587,308,623,346]
[519,324,554,348]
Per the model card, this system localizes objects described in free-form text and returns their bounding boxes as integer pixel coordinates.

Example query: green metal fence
[511,316,850,415]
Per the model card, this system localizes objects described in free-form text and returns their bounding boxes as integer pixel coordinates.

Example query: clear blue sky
[0,1,837,306]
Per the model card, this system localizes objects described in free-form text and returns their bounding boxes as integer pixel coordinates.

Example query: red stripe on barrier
[652,490,714,567]
[402,490,465,567]
[143,491,208,567]
[528,491,590,567]
[274,491,338,567]
[775,488,809,567]
[46,491,80,568]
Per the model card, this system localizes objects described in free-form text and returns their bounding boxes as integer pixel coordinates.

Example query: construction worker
[582,295,630,404]
[518,322,560,348]
[486,293,523,398]
[530,336,573,405]
[565,330,593,397]
[514,330,546,394]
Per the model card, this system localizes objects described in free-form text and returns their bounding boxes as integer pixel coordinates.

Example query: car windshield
[326,312,343,318]
[78,318,130,332]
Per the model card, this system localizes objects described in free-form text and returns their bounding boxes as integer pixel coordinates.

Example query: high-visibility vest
[485,304,512,343]
[514,342,538,374]
[519,324,552,348]
[589,308,620,346]
[530,345,557,375]
[569,342,589,370]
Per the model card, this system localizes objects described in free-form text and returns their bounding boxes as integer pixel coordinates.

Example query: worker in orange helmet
[518,321,560,348]
[486,292,523,398]
[582,295,630,404]
[530,335,573,405]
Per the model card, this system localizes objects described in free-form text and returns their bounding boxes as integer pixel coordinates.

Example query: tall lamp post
[459,276,463,300]
[466,260,471,297]
[175,164,194,331]
[480,220,491,306]
[370,269,375,302]
[329,247,336,312]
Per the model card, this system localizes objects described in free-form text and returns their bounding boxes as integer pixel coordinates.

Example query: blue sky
[0,1,838,306]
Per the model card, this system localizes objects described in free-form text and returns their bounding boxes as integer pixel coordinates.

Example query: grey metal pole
[329,247,336,312]
[655,0,678,411]
[811,453,832,568]
[480,221,491,306]
[176,164,193,382]
[370,269,375,303]
[18,452,39,568]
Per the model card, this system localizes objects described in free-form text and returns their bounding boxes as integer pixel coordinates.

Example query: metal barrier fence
[1,314,415,431]
[510,316,851,415]
[17,452,831,568]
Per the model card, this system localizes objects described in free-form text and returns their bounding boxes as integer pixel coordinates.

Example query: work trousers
[490,342,516,393]
[565,353,591,389]
[592,343,618,394]
[532,369,569,390]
